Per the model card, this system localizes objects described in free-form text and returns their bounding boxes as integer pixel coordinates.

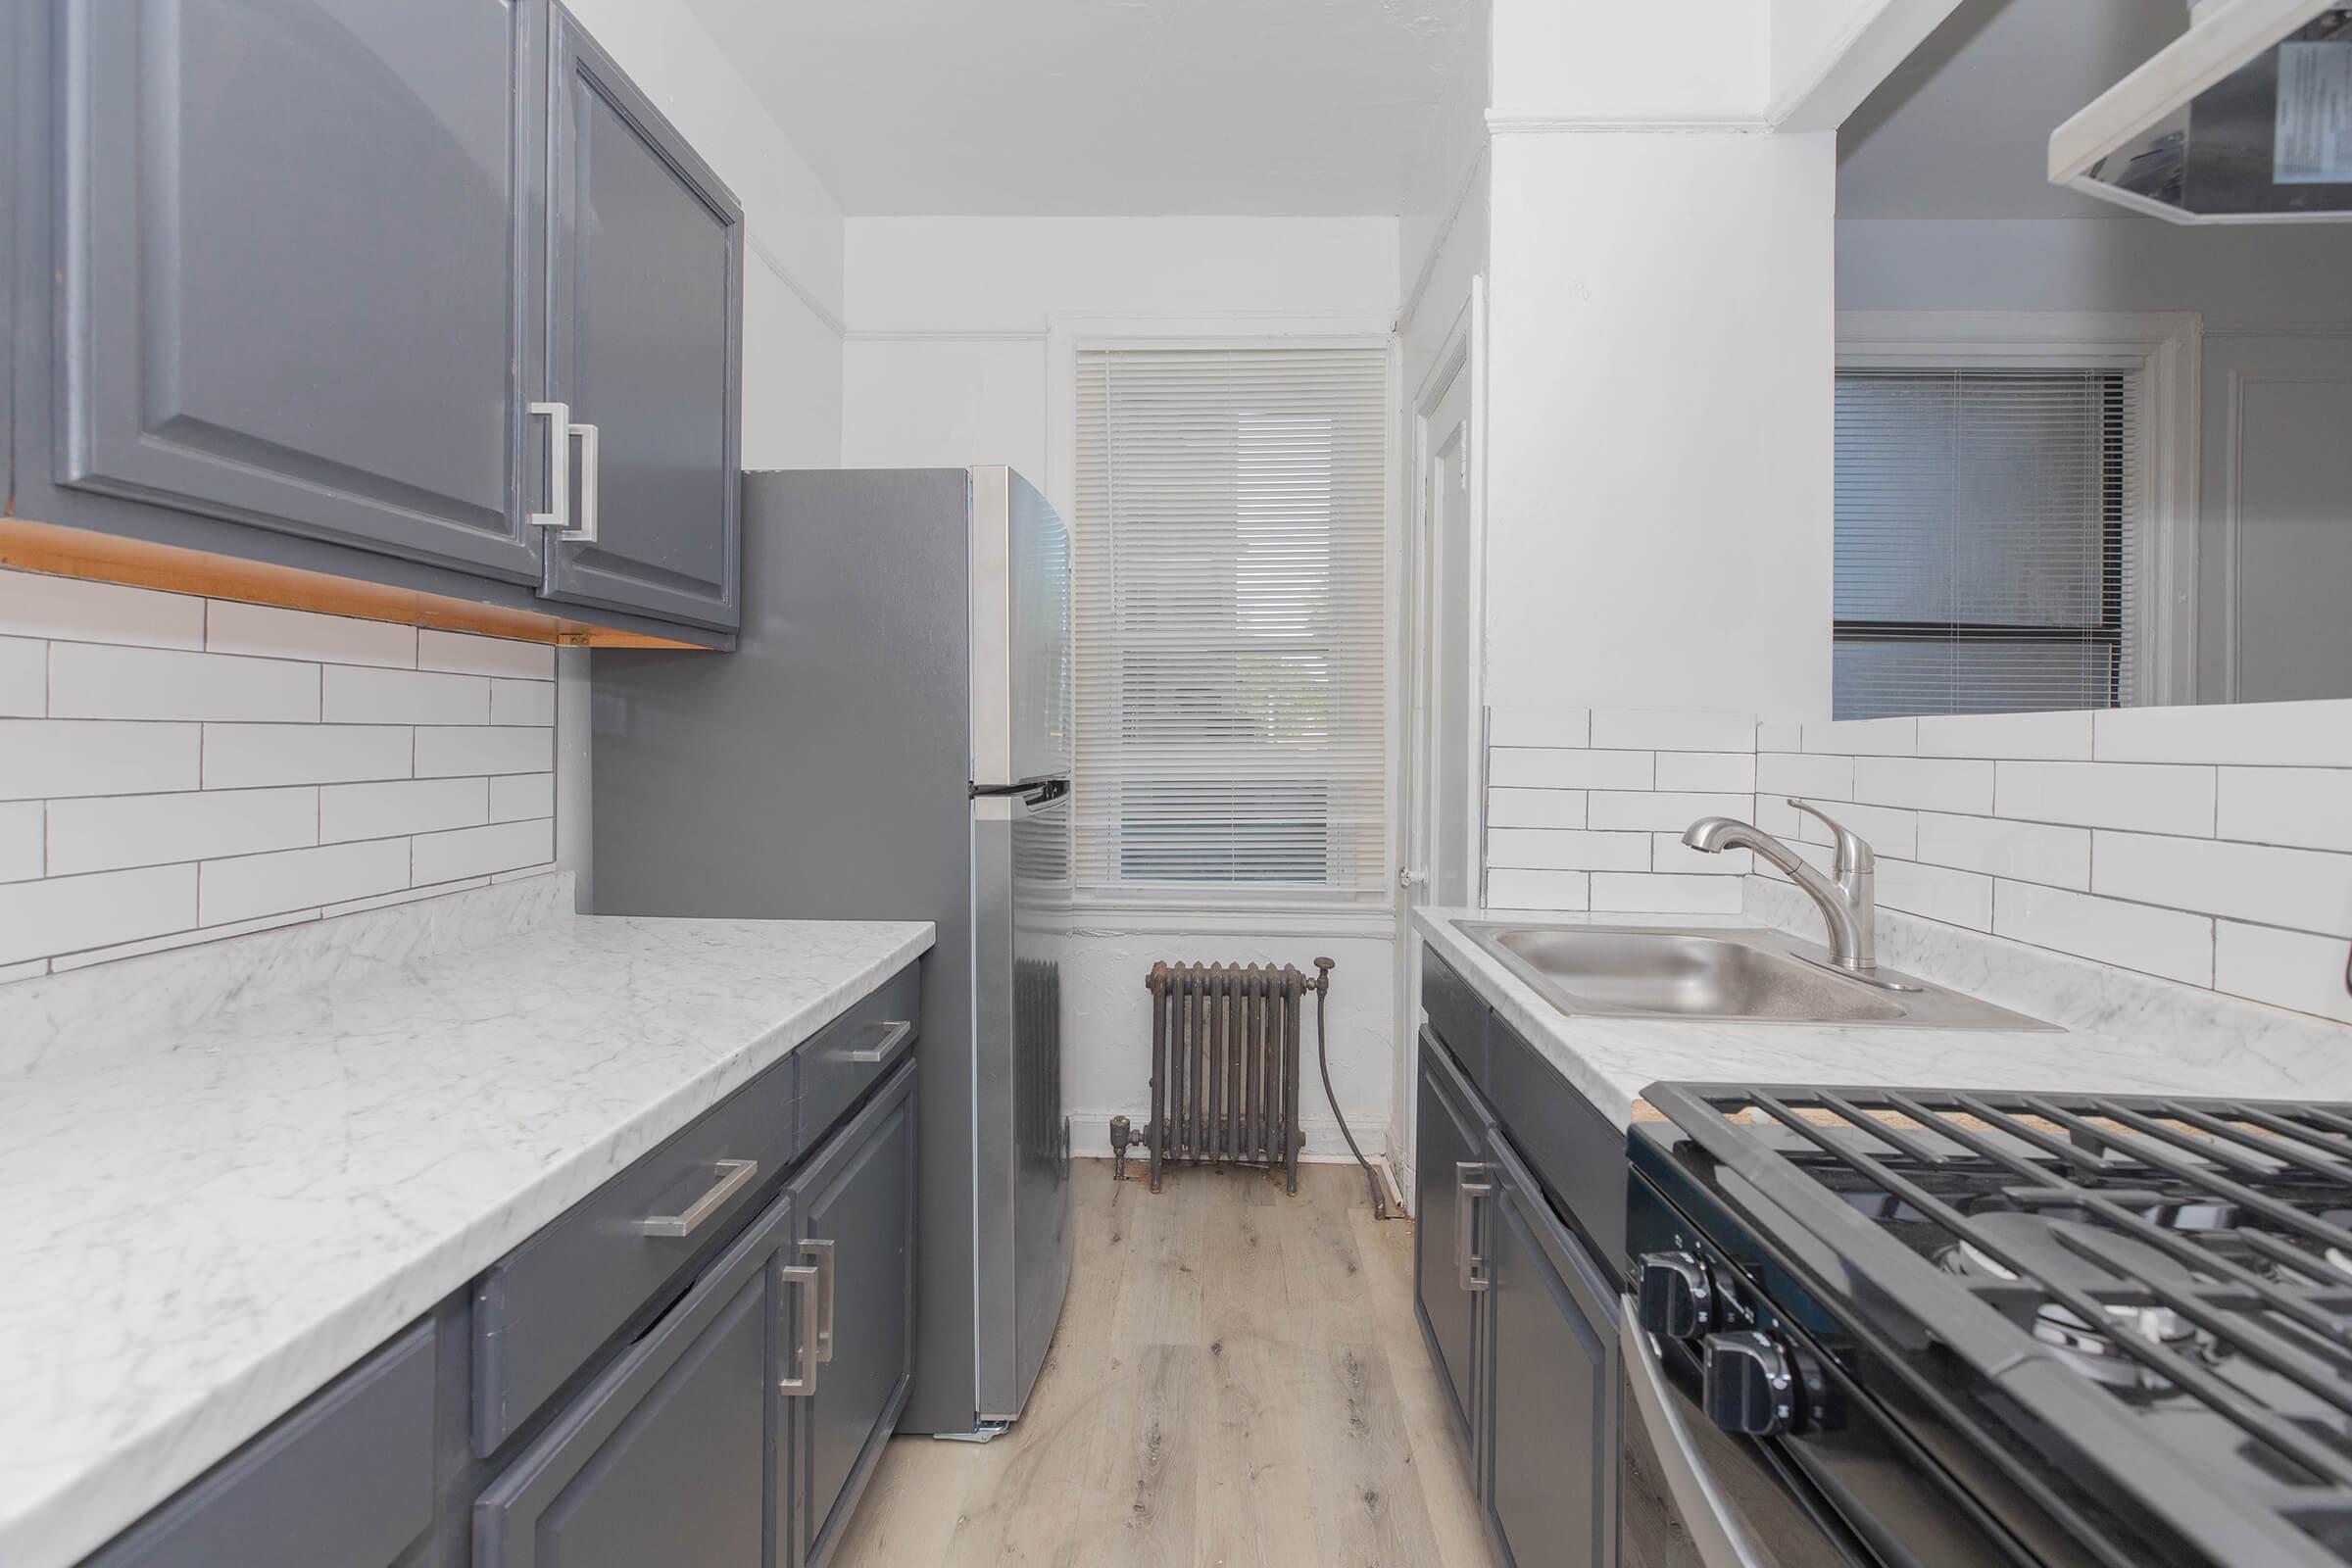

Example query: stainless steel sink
[1457,922,2058,1030]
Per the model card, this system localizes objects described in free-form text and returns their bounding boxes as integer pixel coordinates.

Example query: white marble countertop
[1414,890,2352,1130]
[0,890,933,1568]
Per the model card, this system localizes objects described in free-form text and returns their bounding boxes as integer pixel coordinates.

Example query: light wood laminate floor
[831,1160,1499,1568]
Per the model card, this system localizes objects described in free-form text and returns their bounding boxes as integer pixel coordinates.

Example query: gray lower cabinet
[1413,1030,1488,1458]
[534,6,743,632]
[785,1064,918,1568]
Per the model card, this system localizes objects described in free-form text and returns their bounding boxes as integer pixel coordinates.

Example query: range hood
[2050,0,2352,222]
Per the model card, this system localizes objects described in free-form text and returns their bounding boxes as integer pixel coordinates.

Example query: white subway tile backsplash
[491,677,557,727]
[0,572,204,649]
[2094,699,2352,768]
[1489,708,1589,748]
[201,724,415,789]
[1916,710,2093,761]
[1486,869,1590,910]
[1591,872,1743,913]
[321,878,490,918]
[321,664,489,726]
[1993,881,2215,986]
[0,637,44,716]
[1875,858,1993,930]
[50,644,319,722]
[1488,827,1650,872]
[488,771,557,824]
[1852,757,1995,815]
[0,719,201,800]
[415,726,554,778]
[206,601,416,668]
[1591,710,1754,753]
[47,787,318,876]
[0,864,198,966]
[1653,751,1756,793]
[1490,748,1654,791]
[1914,811,2090,890]
[418,629,555,681]
[411,818,554,885]
[1488,788,1587,829]
[1650,834,1750,875]
[1754,720,1802,752]
[1993,760,2214,837]
[1588,790,1751,832]
[1755,751,1853,801]
[1803,716,1916,756]
[0,803,41,883]
[2215,922,2352,1025]
[2216,767,2352,853]
[200,839,411,925]
[50,907,322,974]
[2091,832,2352,940]
[1790,799,1917,859]
[319,778,487,844]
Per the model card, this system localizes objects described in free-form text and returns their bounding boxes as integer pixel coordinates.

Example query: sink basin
[1457,922,2058,1030]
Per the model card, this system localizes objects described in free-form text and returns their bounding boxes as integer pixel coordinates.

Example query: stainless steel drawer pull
[526,401,570,532]
[805,1239,837,1363]
[636,1158,760,1239]
[845,1020,913,1064]
[561,420,600,544]
[777,1261,821,1397]
[1455,1161,1493,1293]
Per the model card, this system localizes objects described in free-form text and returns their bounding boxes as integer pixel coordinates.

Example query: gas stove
[1628,1083,2352,1568]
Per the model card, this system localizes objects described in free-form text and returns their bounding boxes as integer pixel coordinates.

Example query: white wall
[561,0,846,468]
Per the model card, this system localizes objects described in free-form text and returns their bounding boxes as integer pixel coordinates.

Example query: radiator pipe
[1312,957,1389,1220]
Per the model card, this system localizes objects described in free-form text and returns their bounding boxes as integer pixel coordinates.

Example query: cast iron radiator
[1115,959,1330,1194]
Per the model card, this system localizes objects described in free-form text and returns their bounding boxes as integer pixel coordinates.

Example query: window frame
[1835,311,2200,710]
[1045,317,1402,924]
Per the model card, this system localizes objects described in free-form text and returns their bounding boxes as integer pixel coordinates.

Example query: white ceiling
[681,0,1486,217]
[1838,0,2187,220]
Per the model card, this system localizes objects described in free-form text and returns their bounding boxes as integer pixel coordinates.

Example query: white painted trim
[839,326,1051,342]
[1837,310,2203,707]
[745,228,846,338]
[1485,109,1770,135]
[1398,142,1489,337]
[1069,906,1398,939]
[1771,0,1968,133]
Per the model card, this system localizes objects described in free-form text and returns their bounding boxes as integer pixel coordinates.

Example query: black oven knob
[1636,1251,1713,1340]
[1702,1332,1796,1437]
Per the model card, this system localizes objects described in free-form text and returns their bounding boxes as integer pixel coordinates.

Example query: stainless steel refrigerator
[587,466,1073,1436]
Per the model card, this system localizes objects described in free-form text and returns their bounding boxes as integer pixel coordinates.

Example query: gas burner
[1936,1212,2210,1389]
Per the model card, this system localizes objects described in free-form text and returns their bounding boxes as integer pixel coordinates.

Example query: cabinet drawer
[472,1050,796,1454]
[1485,1013,1628,1282]
[86,1321,435,1568]
[1419,945,1489,1085]
[797,964,921,1151]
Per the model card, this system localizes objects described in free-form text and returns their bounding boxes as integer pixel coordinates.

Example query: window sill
[1065,903,1399,940]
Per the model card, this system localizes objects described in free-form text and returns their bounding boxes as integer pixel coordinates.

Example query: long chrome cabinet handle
[1455,1160,1493,1293]
[561,420,599,544]
[526,401,570,532]
[636,1157,759,1239]
[805,1239,837,1363]
[846,1020,913,1064]
[1621,1299,1768,1568]
[777,1262,821,1397]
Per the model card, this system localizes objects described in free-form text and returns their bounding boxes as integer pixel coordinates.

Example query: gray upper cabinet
[45,0,545,582]
[534,5,744,633]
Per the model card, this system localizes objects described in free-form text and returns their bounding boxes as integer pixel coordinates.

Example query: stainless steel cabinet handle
[1455,1161,1493,1293]
[777,1262,821,1397]
[561,420,599,544]
[526,401,570,532]
[1622,1299,1767,1568]
[804,1238,837,1363]
[636,1157,759,1238]
[845,1020,913,1064]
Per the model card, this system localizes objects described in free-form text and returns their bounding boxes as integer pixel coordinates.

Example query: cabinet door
[475,1191,791,1568]
[1487,1137,1619,1568]
[786,1063,917,1568]
[537,6,743,631]
[48,0,543,581]
[1413,1032,1488,1457]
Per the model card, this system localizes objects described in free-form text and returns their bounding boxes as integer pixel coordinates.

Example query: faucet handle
[1787,799,1875,875]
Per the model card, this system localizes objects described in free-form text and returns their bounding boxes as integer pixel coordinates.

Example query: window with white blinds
[1834,368,2140,720]
[1072,346,1388,904]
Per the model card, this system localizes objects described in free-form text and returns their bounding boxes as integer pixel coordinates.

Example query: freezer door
[968,466,1071,790]
[971,782,1074,1422]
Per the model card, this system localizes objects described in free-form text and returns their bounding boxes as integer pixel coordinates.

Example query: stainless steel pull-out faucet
[1682,799,1879,973]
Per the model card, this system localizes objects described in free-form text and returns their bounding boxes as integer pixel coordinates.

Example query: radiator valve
[1108,1114,1136,1182]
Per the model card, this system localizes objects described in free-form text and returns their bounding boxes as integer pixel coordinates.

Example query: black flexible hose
[1311,956,1389,1219]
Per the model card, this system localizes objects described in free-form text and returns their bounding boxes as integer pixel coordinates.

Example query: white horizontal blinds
[1833,368,2139,720]
[1072,347,1388,902]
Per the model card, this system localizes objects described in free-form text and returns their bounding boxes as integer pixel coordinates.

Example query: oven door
[1620,1301,1878,1568]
